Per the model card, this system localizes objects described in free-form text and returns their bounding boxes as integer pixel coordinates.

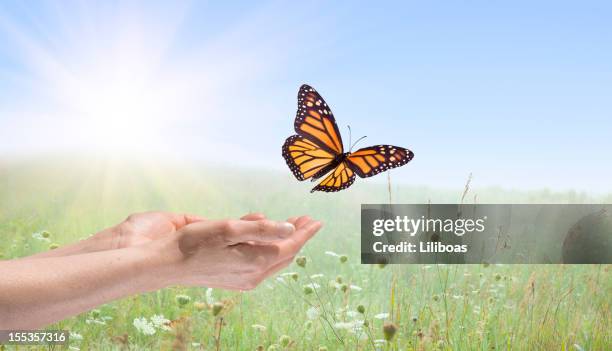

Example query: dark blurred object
[562,209,612,263]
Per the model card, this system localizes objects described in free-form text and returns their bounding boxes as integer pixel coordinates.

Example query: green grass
[0,157,610,350]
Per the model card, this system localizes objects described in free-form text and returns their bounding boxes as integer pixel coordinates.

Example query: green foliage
[0,158,609,350]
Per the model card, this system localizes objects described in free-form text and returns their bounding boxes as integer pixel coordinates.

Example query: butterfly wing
[346,145,414,178]
[311,162,356,193]
[282,135,336,181]
[295,84,344,154]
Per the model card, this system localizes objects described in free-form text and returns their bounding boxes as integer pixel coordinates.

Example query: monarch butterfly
[282,84,414,192]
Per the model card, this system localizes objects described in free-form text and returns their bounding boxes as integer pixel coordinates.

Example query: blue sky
[0,1,611,192]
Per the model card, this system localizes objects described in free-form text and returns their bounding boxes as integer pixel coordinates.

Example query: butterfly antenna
[347,125,352,151]
[350,135,368,152]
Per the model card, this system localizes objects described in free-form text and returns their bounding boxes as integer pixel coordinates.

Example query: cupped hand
[160,216,322,290]
[113,211,266,249]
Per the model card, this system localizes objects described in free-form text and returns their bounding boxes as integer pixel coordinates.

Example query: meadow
[0,157,610,350]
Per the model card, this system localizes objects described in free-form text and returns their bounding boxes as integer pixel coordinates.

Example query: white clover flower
[205,288,215,305]
[252,324,267,332]
[306,306,320,320]
[133,317,156,335]
[374,313,389,320]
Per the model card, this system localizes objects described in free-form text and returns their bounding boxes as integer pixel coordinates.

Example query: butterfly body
[282,84,414,192]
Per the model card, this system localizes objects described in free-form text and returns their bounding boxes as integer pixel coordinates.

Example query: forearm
[0,237,178,329]
[19,227,118,260]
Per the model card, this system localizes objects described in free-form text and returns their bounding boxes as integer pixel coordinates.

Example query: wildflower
[205,288,215,305]
[175,294,191,306]
[357,305,366,314]
[295,256,307,268]
[32,232,51,242]
[339,255,348,263]
[212,302,224,316]
[279,335,291,347]
[374,313,389,320]
[383,322,398,341]
[310,273,324,279]
[306,306,320,320]
[49,243,60,250]
[150,314,171,331]
[69,332,83,341]
[252,324,267,332]
[350,285,362,291]
[325,251,340,257]
[133,317,156,335]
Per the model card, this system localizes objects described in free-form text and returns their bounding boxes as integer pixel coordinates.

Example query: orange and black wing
[346,145,414,178]
[295,84,344,154]
[311,162,356,193]
[282,135,336,181]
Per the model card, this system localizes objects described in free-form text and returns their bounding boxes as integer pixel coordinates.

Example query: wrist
[139,233,186,289]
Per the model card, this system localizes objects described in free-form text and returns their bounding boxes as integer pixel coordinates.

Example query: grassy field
[0,157,610,350]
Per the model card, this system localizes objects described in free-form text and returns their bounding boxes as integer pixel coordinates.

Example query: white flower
[325,251,340,257]
[205,288,215,305]
[150,314,171,331]
[133,317,156,335]
[306,307,320,320]
[310,274,324,279]
[192,343,201,347]
[32,232,51,242]
[304,283,320,289]
[350,285,362,291]
[374,313,389,320]
[69,332,83,341]
[276,277,285,283]
[252,324,267,332]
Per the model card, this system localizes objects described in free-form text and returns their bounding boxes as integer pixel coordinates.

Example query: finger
[286,216,298,224]
[214,219,296,243]
[275,220,323,259]
[241,213,266,221]
[294,216,312,229]
[164,212,206,229]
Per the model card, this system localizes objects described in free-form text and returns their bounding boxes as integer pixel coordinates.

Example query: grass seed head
[383,322,398,341]
[303,285,314,295]
[212,302,224,316]
[357,304,366,314]
[339,255,348,263]
[296,256,307,268]
[279,335,291,347]
[175,294,191,306]
[291,272,299,281]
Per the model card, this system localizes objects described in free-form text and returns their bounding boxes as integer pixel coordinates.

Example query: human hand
[155,216,322,290]
[111,211,267,249]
